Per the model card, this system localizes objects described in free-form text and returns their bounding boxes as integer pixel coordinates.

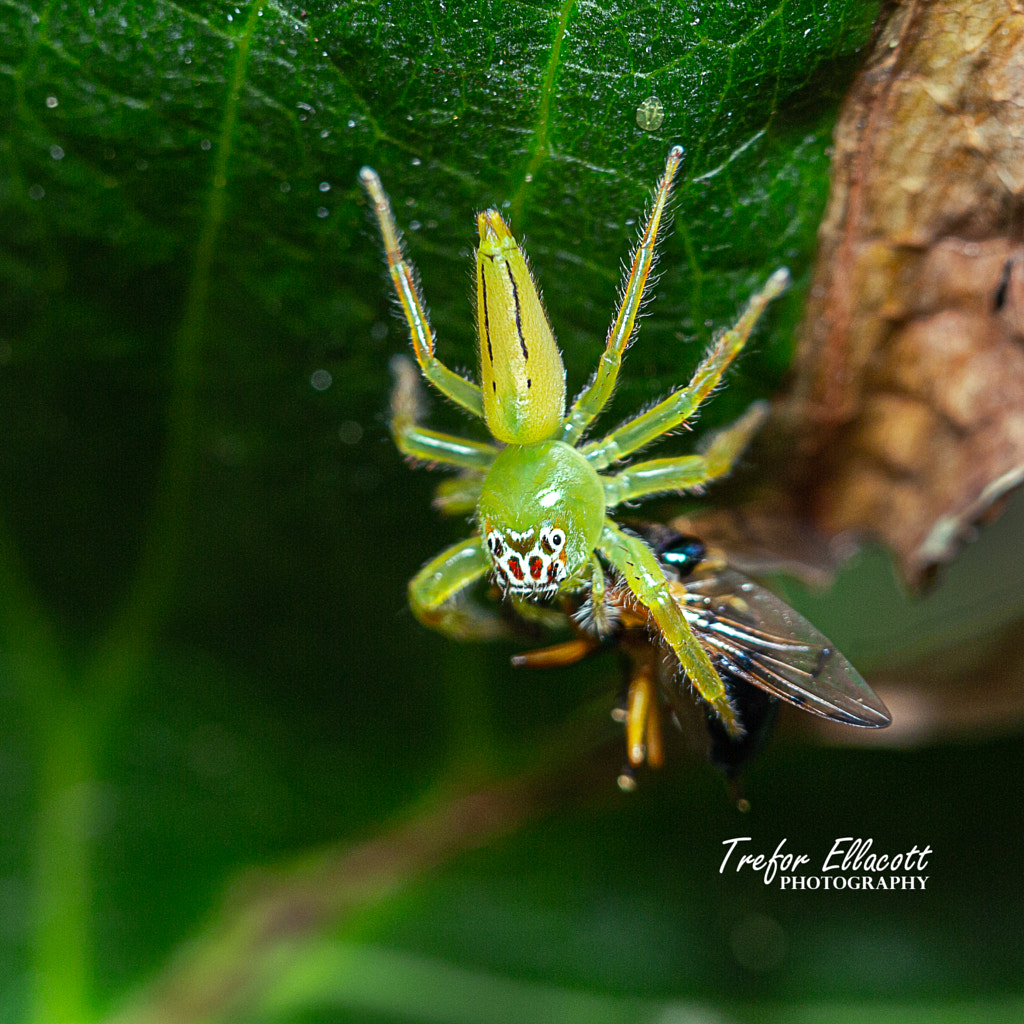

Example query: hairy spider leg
[509,595,568,630]
[431,474,485,516]
[601,401,768,507]
[575,555,619,636]
[360,167,484,418]
[561,145,686,446]
[583,267,791,470]
[589,556,607,606]
[597,520,741,736]
[389,355,497,471]
[408,536,508,640]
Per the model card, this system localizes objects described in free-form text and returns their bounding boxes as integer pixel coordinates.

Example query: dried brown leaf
[787,0,1024,584]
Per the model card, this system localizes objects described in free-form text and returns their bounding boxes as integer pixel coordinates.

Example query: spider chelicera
[360,146,792,736]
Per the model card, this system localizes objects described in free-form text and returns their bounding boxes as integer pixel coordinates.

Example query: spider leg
[408,535,508,640]
[432,473,485,516]
[583,268,790,470]
[509,594,568,630]
[390,355,498,471]
[597,519,741,737]
[576,556,620,637]
[360,167,484,419]
[601,401,767,508]
[560,146,686,446]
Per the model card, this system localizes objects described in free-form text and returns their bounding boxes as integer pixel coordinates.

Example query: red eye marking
[546,563,560,583]
[506,554,524,581]
[529,555,543,579]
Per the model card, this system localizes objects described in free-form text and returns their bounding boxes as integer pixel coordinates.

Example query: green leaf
[341,0,878,419]
[18,5,1022,1024]
[3,1,875,419]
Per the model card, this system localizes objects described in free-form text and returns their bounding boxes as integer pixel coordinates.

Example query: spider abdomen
[476,210,566,444]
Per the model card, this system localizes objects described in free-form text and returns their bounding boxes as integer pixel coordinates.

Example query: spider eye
[487,533,504,558]
[541,526,565,552]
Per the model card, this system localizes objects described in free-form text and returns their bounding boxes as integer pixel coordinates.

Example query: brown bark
[787,0,1024,583]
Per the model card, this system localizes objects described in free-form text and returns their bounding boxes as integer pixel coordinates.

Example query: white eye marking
[485,525,569,594]
[539,525,565,555]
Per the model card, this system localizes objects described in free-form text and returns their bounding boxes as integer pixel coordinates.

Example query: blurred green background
[1,2,1021,1022]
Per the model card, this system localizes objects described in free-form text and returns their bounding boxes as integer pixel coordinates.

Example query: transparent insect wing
[675,567,891,728]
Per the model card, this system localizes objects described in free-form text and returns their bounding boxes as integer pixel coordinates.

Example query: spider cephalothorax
[477,438,605,596]
[360,147,792,736]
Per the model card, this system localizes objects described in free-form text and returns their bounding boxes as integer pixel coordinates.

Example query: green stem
[30,698,98,1024]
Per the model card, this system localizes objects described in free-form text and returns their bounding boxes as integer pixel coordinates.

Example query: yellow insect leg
[625,660,665,768]
[510,637,602,669]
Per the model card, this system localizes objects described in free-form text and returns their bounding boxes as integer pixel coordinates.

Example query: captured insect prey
[360,145,889,779]
[513,524,891,792]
